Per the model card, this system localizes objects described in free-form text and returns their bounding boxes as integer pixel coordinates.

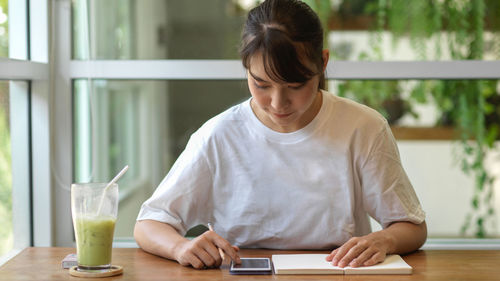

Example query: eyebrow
[248,70,268,83]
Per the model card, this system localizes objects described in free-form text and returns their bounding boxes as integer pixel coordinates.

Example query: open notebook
[271,254,412,275]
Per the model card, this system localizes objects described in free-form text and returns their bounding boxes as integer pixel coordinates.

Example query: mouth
[272,112,293,118]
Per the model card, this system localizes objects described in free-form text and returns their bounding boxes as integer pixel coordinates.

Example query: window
[0,0,49,265]
[324,0,500,61]
[0,0,35,264]
[330,79,500,238]
[72,0,249,60]
[71,78,500,239]
[73,79,249,237]
[50,0,500,249]
[0,1,9,260]
[72,0,500,61]
[0,82,12,259]
[0,80,31,265]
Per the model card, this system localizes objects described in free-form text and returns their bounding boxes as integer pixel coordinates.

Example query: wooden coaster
[69,265,123,278]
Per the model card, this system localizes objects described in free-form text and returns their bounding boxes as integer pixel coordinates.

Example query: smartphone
[229,258,272,275]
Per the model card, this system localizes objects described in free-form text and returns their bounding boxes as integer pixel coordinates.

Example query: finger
[232,245,240,252]
[348,248,376,268]
[202,243,224,267]
[363,252,386,266]
[213,238,241,264]
[182,252,204,269]
[331,239,358,266]
[200,231,226,263]
[326,248,338,261]
[338,243,369,268]
[192,247,217,268]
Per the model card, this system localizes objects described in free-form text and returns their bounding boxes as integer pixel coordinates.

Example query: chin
[271,117,296,127]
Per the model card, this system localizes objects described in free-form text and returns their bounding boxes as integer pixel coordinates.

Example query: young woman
[134,0,426,270]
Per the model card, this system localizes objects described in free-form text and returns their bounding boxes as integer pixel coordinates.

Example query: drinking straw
[96,165,129,215]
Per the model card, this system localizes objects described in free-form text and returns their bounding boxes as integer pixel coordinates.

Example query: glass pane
[0,81,29,265]
[74,78,500,240]
[0,0,8,57]
[72,0,500,61]
[0,81,12,258]
[72,0,249,59]
[328,79,500,238]
[73,79,250,238]
[325,0,500,61]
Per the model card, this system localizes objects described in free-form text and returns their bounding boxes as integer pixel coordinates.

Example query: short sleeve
[360,122,426,229]
[136,133,214,235]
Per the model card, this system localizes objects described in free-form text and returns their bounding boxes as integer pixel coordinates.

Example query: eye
[254,81,269,89]
[289,83,305,90]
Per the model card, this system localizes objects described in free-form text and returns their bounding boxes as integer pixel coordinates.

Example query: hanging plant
[313,0,499,237]
[386,0,498,237]
[334,0,418,125]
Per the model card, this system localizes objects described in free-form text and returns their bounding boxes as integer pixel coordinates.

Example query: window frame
[0,0,50,265]
[68,60,500,80]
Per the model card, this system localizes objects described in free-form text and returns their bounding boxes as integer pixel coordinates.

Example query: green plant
[302,0,331,48]
[386,0,498,237]
[334,0,417,124]
[313,0,499,237]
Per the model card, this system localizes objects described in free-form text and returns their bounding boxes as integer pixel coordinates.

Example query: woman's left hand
[325,231,394,268]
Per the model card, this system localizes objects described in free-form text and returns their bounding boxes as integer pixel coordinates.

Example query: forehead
[247,50,317,84]
[248,52,271,80]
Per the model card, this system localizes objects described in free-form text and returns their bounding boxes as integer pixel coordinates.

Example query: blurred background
[1,0,500,261]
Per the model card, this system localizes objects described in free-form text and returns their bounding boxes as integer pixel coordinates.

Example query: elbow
[417,220,428,249]
[133,221,144,248]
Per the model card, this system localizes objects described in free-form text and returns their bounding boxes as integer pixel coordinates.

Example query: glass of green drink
[71,182,118,271]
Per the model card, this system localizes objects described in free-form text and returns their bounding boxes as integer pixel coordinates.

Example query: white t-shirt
[137,90,425,249]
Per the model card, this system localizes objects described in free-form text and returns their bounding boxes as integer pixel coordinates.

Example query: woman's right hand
[174,230,241,269]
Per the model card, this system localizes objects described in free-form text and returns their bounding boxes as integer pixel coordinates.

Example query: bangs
[241,27,318,84]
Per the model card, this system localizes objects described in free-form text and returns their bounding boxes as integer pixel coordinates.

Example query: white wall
[370,141,500,238]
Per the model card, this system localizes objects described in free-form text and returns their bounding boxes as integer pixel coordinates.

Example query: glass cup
[71,182,118,271]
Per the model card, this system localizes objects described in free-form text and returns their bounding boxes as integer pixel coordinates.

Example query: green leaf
[486,125,499,147]
[472,196,479,209]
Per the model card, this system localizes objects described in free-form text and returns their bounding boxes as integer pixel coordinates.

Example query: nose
[270,88,290,112]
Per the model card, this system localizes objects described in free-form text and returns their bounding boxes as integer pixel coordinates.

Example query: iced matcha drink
[71,182,119,271]
[74,215,116,267]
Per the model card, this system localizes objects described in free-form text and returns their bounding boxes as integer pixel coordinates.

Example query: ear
[321,49,329,72]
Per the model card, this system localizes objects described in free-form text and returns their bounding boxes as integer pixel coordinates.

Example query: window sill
[0,248,25,267]
[422,238,500,250]
[109,237,500,250]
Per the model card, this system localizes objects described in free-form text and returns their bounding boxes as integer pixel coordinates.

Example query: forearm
[134,219,189,260]
[382,220,427,254]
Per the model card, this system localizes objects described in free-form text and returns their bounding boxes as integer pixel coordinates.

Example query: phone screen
[231,258,271,271]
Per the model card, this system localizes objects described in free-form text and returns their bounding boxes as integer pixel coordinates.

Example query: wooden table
[1,248,499,280]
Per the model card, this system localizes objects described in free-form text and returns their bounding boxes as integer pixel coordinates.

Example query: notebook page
[272,254,343,274]
[344,254,412,275]
[272,254,412,275]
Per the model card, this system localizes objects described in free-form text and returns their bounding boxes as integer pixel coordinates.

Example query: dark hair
[239,0,325,89]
